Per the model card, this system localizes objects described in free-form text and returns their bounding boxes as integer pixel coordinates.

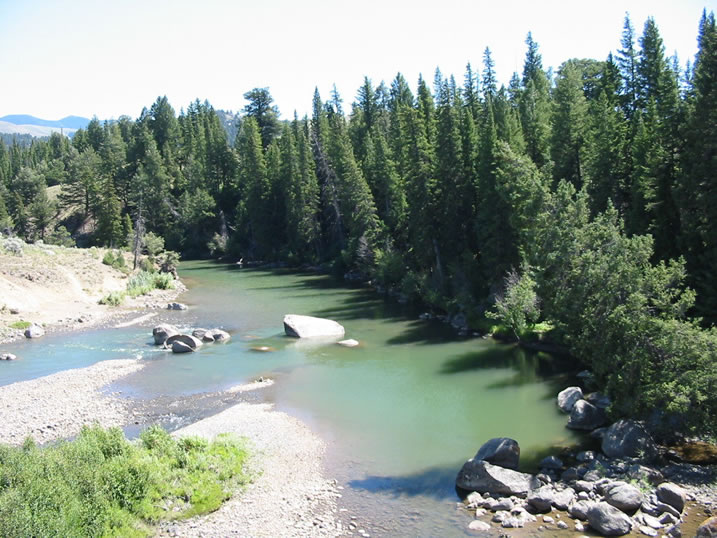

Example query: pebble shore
[0,358,143,445]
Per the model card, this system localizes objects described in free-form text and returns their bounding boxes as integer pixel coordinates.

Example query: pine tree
[96,178,123,247]
[519,34,552,169]
[243,88,281,148]
[617,13,639,118]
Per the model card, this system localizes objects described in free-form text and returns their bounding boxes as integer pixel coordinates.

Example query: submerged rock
[283,314,345,339]
[171,341,194,353]
[456,460,537,497]
[0,353,18,361]
[167,302,188,310]
[206,328,230,342]
[337,339,360,347]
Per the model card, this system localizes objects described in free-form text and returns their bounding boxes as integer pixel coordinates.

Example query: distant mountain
[0,114,91,130]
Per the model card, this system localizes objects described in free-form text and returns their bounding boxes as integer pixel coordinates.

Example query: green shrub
[126,271,174,298]
[0,425,248,537]
[99,291,126,306]
[8,320,31,330]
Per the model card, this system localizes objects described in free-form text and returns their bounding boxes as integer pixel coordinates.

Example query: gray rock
[587,502,633,536]
[659,512,679,526]
[206,328,230,342]
[567,399,607,430]
[192,328,210,340]
[561,467,580,482]
[605,481,644,513]
[553,488,576,511]
[558,386,584,413]
[585,391,612,409]
[591,427,608,439]
[575,521,586,532]
[556,520,569,529]
[167,302,188,310]
[472,437,521,470]
[639,525,658,537]
[656,483,686,514]
[639,514,663,529]
[0,353,18,361]
[24,324,44,338]
[696,516,717,537]
[490,498,514,511]
[540,455,564,470]
[171,341,194,353]
[578,491,590,501]
[153,324,179,345]
[166,334,203,352]
[456,460,538,497]
[527,485,556,512]
[283,314,345,338]
[467,520,491,532]
[543,515,554,524]
[655,501,681,519]
[574,480,595,493]
[577,450,596,462]
[569,500,595,521]
[601,419,658,461]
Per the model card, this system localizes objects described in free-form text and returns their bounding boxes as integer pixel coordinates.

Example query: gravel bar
[160,402,344,537]
[0,358,143,445]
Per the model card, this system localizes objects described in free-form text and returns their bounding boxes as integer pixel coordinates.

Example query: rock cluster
[151,324,231,353]
[457,435,691,536]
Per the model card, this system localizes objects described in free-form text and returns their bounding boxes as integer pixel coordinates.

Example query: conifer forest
[1,13,716,437]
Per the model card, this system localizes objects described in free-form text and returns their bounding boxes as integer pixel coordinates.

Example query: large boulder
[601,419,658,461]
[24,324,45,339]
[283,314,345,339]
[166,334,203,353]
[456,460,538,497]
[205,328,231,343]
[604,481,644,513]
[587,502,633,536]
[567,399,607,430]
[153,324,179,345]
[557,386,583,413]
[656,483,686,514]
[171,341,194,354]
[471,437,521,470]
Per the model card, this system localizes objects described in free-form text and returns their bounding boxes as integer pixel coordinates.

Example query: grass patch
[99,291,126,306]
[8,320,32,330]
[0,425,248,537]
[126,271,174,298]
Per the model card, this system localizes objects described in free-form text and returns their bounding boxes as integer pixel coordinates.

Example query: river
[0,260,583,536]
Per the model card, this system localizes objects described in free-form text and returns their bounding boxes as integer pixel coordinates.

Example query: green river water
[1,260,584,536]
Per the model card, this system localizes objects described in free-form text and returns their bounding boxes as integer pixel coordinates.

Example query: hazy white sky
[0,0,712,121]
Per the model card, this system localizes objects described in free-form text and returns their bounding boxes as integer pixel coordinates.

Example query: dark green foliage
[0,425,248,537]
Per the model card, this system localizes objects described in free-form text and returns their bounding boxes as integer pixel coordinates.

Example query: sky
[0,0,713,122]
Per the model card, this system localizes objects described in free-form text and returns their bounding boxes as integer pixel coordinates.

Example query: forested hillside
[1,13,715,436]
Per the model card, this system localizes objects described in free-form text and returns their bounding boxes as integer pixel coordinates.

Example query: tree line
[1,12,715,437]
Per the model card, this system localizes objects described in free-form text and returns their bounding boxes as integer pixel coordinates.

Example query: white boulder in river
[283,314,345,339]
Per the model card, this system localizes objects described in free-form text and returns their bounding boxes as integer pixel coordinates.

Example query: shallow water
[0,260,583,536]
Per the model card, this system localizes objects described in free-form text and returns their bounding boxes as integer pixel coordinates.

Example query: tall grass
[100,271,175,306]
[0,425,248,537]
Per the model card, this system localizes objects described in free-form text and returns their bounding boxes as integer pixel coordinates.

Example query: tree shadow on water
[347,464,464,500]
[439,347,576,394]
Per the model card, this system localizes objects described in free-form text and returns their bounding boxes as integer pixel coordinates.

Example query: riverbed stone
[696,516,717,537]
[166,334,203,352]
[171,341,194,353]
[456,460,538,497]
[283,314,345,339]
[153,324,179,345]
[558,386,583,413]
[337,339,359,347]
[601,419,658,461]
[604,481,644,513]
[192,328,210,340]
[656,483,686,514]
[528,485,560,512]
[207,329,230,342]
[24,324,45,338]
[471,437,521,470]
[0,353,18,360]
[167,302,188,310]
[540,455,564,470]
[567,399,607,430]
[568,499,595,520]
[467,520,491,532]
[587,502,633,536]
